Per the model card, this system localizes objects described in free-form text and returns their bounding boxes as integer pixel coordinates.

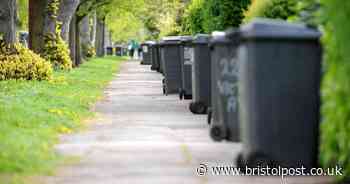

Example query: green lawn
[0,56,124,183]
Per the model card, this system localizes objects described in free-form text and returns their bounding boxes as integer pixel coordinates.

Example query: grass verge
[0,56,124,183]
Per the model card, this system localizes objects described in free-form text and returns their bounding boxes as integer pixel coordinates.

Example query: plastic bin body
[236,19,322,169]
[141,42,154,65]
[179,36,194,99]
[151,43,160,71]
[160,37,182,94]
[189,34,211,114]
[106,47,113,55]
[208,33,240,142]
[159,46,164,74]
[115,46,122,56]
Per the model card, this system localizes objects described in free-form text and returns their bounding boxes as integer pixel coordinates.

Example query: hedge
[320,0,350,181]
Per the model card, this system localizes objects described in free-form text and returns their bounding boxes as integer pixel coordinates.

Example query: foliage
[139,0,186,39]
[244,0,272,22]
[181,0,250,34]
[43,0,72,70]
[202,0,251,33]
[0,40,52,81]
[0,56,122,179]
[244,0,297,21]
[263,0,297,20]
[82,43,96,58]
[319,0,350,181]
[288,0,321,26]
[107,9,145,42]
[43,32,72,70]
[181,0,205,35]
[17,0,28,31]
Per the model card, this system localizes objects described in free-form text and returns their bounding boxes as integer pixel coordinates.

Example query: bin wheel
[189,102,207,114]
[207,107,212,125]
[209,125,225,142]
[236,153,247,173]
[162,86,166,95]
[179,89,184,100]
[246,152,276,169]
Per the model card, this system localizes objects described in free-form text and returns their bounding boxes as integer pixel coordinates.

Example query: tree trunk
[75,16,82,66]
[0,0,17,44]
[80,16,90,59]
[95,16,105,57]
[29,0,56,54]
[104,27,110,47]
[29,0,45,52]
[69,14,77,66]
[90,11,96,46]
[58,0,80,42]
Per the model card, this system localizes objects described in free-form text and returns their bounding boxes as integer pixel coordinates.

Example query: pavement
[44,59,334,184]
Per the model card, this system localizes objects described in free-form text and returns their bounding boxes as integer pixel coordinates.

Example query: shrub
[244,0,297,21]
[82,43,96,58]
[0,40,53,80]
[43,32,72,70]
[320,0,350,181]
[43,0,72,71]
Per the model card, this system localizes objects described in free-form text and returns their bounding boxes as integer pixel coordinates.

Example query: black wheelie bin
[159,36,183,95]
[189,34,212,114]
[179,36,194,100]
[115,45,123,56]
[207,32,240,142]
[235,19,322,170]
[141,41,154,65]
[151,42,160,71]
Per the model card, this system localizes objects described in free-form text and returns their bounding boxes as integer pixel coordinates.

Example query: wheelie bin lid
[209,31,231,45]
[159,36,182,46]
[142,41,156,46]
[180,36,193,44]
[226,18,321,41]
[193,34,210,44]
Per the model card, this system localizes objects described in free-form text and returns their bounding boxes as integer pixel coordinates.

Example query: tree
[17,0,28,31]
[58,0,80,42]
[95,14,105,56]
[0,0,17,44]
[29,0,54,53]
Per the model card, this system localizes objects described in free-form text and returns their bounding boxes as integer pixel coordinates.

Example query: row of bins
[140,18,322,170]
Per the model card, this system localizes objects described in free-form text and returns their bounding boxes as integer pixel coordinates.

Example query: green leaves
[244,0,297,22]
[181,0,250,34]
[320,0,350,181]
